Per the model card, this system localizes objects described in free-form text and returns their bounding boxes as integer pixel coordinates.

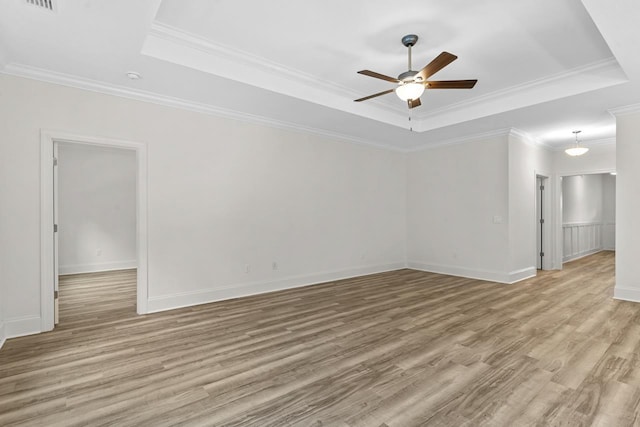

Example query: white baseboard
[5,315,41,339]
[614,286,640,303]
[59,260,137,275]
[406,261,536,284]
[147,262,406,313]
[563,248,603,264]
[0,321,5,350]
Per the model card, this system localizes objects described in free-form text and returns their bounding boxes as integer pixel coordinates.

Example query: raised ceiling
[1,0,639,150]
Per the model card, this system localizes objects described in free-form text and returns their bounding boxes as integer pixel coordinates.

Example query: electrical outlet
[272,262,278,270]
[96,248,102,256]
[244,264,250,273]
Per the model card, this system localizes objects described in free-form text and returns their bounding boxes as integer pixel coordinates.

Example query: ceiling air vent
[25,0,56,12]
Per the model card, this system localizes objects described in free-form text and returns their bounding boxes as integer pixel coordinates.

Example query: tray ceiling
[1,0,639,150]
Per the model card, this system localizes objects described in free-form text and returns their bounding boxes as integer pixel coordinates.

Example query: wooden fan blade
[407,98,421,109]
[354,88,395,102]
[426,80,477,89]
[416,52,457,81]
[357,70,400,83]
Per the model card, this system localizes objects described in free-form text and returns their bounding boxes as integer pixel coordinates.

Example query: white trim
[146,22,382,112]
[556,167,617,177]
[563,248,604,264]
[608,102,640,117]
[147,263,406,313]
[2,64,402,153]
[614,287,640,303]
[40,130,149,334]
[59,261,137,275]
[5,316,41,339]
[415,57,624,121]
[406,262,536,284]
[0,321,5,350]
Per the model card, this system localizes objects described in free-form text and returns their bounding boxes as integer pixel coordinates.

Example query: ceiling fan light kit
[396,82,425,101]
[565,130,589,156]
[355,34,477,109]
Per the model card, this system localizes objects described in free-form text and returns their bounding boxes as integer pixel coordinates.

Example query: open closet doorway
[54,142,138,325]
[40,131,148,333]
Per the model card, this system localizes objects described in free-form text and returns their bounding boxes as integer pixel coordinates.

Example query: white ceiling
[1,0,639,151]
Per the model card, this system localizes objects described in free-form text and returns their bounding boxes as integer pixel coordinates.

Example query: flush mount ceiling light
[565,130,589,156]
[126,71,142,80]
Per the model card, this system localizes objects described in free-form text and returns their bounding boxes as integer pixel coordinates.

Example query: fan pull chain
[409,111,413,132]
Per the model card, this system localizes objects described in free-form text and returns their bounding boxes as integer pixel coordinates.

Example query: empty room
[2,1,640,426]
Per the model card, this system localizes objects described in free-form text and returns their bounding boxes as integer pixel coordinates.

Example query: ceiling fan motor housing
[398,70,419,81]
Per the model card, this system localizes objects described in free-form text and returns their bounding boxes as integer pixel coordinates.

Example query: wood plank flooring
[1,252,639,426]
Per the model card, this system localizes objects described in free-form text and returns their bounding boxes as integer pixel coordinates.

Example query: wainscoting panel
[563,222,603,263]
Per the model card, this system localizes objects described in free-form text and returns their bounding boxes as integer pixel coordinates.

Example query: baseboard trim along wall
[406,261,536,284]
[147,262,406,313]
[59,260,137,275]
[613,287,640,303]
[563,249,603,264]
[0,321,6,350]
[5,315,41,339]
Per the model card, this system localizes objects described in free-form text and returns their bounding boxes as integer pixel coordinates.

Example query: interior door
[53,142,59,325]
[536,176,544,270]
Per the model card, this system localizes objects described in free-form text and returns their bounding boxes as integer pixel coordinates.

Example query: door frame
[552,167,616,270]
[40,130,149,332]
[534,171,553,270]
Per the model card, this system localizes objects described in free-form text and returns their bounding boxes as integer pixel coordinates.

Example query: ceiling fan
[354,34,477,109]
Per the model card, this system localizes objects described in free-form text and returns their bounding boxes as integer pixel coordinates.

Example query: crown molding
[1,63,403,152]
[410,57,627,133]
[145,22,627,135]
[418,58,623,119]
[143,22,408,124]
[405,128,514,152]
[608,102,640,117]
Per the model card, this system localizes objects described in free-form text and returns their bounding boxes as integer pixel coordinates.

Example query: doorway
[54,142,137,324]
[560,173,616,264]
[40,131,148,332]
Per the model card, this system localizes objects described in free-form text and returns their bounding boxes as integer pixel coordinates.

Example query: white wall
[561,174,606,262]
[554,143,616,175]
[58,143,137,274]
[562,174,604,224]
[0,73,406,334]
[614,111,640,302]
[507,133,553,274]
[406,131,554,283]
[560,173,616,260]
[602,173,616,250]
[407,134,511,282]
[0,263,4,347]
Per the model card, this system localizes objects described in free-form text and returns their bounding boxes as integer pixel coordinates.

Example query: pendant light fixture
[565,130,589,156]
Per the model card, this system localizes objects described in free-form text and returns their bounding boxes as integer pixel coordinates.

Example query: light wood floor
[1,252,639,426]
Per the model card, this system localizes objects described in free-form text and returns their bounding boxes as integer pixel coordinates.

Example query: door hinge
[540,185,544,191]
[53,157,58,166]
[54,290,59,299]
[540,251,545,257]
[54,224,58,232]
[539,219,545,224]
